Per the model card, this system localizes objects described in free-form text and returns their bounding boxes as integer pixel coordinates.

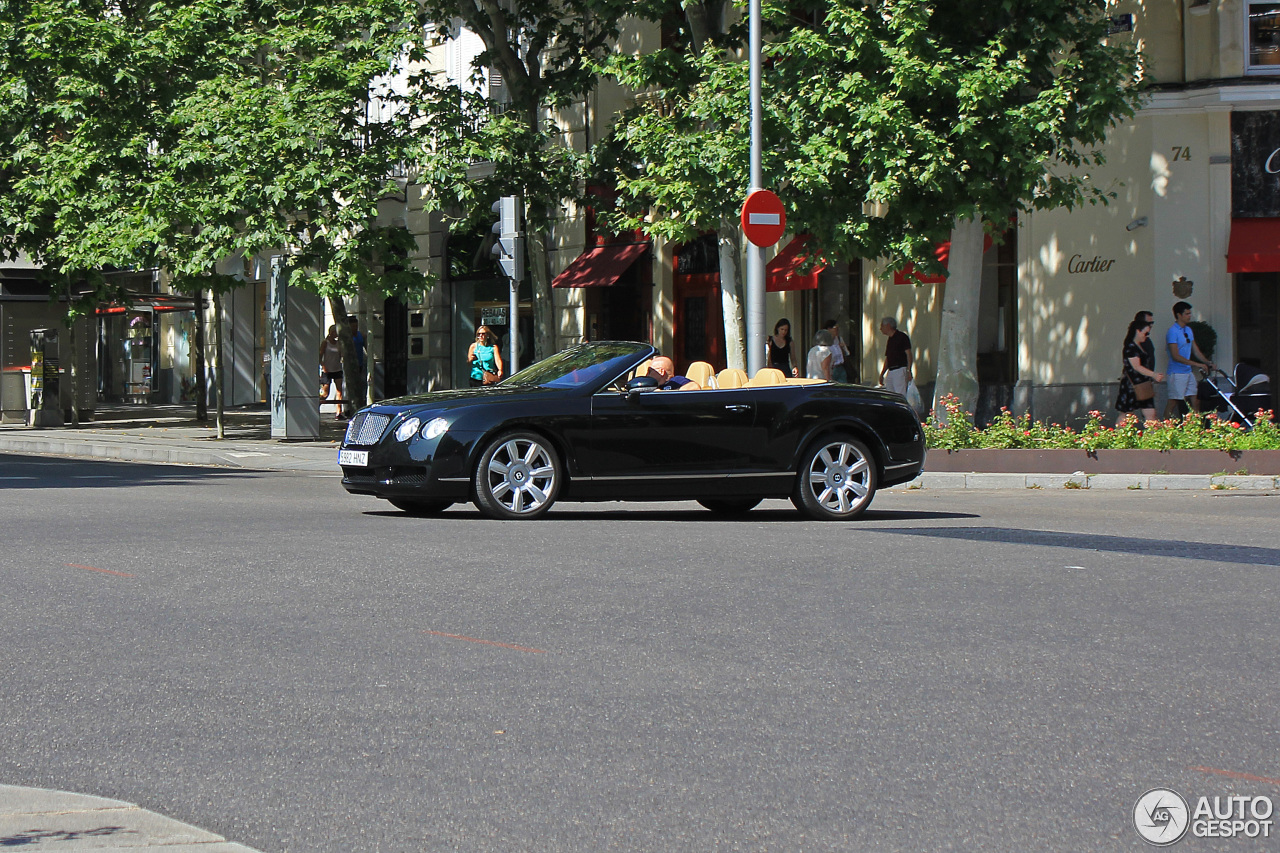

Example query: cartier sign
[1067,254,1117,274]
[1231,112,1280,217]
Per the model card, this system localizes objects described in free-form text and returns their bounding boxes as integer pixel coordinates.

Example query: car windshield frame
[502,341,657,392]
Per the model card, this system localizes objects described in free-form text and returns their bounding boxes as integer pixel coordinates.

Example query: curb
[0,784,262,851]
[890,472,1280,491]
[0,435,339,474]
[5,433,1279,491]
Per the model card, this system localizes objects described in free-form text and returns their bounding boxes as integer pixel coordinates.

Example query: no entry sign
[741,190,786,247]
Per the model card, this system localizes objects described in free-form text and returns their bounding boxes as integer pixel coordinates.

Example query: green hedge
[925,395,1280,451]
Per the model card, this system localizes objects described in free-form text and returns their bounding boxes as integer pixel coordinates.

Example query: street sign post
[741,190,786,248]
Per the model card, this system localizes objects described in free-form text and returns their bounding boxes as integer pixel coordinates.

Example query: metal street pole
[745,0,766,376]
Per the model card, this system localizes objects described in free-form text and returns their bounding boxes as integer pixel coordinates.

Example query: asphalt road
[2,452,1279,852]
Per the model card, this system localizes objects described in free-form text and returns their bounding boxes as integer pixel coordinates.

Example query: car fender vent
[345,412,391,445]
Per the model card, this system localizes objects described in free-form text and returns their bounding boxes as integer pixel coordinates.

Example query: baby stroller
[1198,364,1272,428]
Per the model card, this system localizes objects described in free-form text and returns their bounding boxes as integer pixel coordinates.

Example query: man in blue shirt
[1164,301,1214,417]
[348,317,366,373]
[646,356,695,390]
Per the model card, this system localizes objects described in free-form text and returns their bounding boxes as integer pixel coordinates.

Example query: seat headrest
[716,368,749,389]
[747,368,788,387]
[685,361,715,387]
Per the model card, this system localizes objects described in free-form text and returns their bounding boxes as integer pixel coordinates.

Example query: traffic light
[491,196,524,281]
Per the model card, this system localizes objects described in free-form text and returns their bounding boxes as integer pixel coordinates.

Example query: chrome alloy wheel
[797,438,876,519]
[481,435,559,517]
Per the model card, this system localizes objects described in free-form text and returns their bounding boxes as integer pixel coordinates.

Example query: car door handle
[724,404,751,412]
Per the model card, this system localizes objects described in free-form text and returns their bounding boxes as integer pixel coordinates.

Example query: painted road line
[422,630,546,654]
[66,563,135,578]
[1191,766,1280,786]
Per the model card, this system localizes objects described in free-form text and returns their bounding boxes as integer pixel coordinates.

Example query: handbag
[1132,379,1154,402]
[481,370,500,385]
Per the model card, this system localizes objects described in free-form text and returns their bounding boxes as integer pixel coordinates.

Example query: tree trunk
[212,288,225,438]
[64,284,79,426]
[680,1,721,54]
[327,295,359,418]
[194,286,207,421]
[717,224,747,370]
[933,216,985,420]
[525,221,555,362]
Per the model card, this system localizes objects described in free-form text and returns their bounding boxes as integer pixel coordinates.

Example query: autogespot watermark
[1134,788,1275,845]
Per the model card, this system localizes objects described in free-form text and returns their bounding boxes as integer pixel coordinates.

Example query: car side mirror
[625,376,658,398]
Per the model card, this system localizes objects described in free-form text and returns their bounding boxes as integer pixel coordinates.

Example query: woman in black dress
[1116,318,1164,425]
[766,318,797,377]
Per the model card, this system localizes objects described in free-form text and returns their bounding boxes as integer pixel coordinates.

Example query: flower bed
[925,396,1280,451]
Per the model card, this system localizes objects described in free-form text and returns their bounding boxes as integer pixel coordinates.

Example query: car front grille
[345,412,391,446]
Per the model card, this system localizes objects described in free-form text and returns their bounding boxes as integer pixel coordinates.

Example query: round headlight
[394,417,421,442]
[421,417,449,440]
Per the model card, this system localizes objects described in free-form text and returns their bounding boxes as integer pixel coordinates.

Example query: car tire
[474,431,562,520]
[792,435,877,520]
[388,498,453,516]
[696,498,762,516]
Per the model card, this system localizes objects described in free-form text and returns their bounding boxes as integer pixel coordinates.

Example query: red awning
[766,235,824,292]
[893,234,995,284]
[1227,217,1280,273]
[551,242,649,288]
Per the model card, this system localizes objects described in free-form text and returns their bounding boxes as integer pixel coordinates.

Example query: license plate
[338,449,369,467]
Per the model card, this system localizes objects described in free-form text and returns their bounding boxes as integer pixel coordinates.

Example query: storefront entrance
[1235,274,1279,389]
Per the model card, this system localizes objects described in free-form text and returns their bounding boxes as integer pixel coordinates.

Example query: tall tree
[599,0,1142,406]
[413,0,656,360]
[0,0,428,428]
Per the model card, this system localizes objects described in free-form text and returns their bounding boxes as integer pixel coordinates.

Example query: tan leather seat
[747,368,788,387]
[678,380,703,390]
[716,368,749,389]
[787,377,826,385]
[685,361,715,388]
[632,360,651,380]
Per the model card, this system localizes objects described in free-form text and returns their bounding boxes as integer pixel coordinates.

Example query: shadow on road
[362,506,980,523]
[0,454,266,489]
[873,526,1280,566]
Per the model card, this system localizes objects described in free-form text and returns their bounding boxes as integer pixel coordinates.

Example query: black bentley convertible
[338,341,924,520]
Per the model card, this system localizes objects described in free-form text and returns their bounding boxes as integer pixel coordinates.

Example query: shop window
[976,227,1018,385]
[1247,3,1280,73]
[1235,273,1279,389]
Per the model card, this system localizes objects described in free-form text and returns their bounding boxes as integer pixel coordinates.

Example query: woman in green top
[468,325,505,387]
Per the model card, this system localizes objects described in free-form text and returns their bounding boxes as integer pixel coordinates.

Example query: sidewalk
[0,404,342,474]
[1,403,1277,490]
[0,785,262,851]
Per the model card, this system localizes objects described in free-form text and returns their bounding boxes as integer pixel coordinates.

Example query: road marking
[66,563,135,578]
[421,630,546,654]
[72,475,115,479]
[1191,766,1280,786]
[0,476,36,480]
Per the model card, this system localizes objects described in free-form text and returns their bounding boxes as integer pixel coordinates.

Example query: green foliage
[924,396,1280,451]
[597,0,1144,276]
[0,0,429,309]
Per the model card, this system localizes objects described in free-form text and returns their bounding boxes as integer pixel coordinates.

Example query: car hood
[361,385,568,416]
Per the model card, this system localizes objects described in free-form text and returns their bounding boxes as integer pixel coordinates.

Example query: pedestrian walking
[766,318,798,377]
[823,319,850,382]
[1164,301,1214,417]
[319,324,345,420]
[468,325,504,387]
[1116,317,1164,425]
[1133,309,1155,369]
[347,316,367,407]
[806,329,834,380]
[878,317,913,397]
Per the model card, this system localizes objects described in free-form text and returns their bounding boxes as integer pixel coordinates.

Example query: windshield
[504,342,654,389]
